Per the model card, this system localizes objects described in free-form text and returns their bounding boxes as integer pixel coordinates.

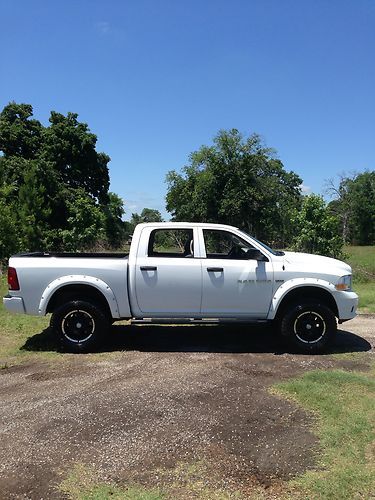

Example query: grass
[344,246,375,281]
[274,368,375,499]
[59,463,165,500]
[345,245,375,313]
[59,461,246,500]
[150,461,245,500]
[351,281,375,313]
[0,275,62,366]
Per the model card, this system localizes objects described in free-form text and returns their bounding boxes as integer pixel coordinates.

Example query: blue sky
[1,0,374,219]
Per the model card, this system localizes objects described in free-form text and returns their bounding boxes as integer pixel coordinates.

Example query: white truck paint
[3,222,358,353]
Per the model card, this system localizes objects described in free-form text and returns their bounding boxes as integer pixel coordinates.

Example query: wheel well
[275,286,338,321]
[46,284,112,319]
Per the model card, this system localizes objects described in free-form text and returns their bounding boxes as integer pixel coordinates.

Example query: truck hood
[283,251,352,275]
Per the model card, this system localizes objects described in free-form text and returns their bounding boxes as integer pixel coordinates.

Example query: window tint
[203,230,257,260]
[148,229,194,258]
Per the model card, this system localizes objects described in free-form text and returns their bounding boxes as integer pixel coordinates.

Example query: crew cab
[3,222,358,353]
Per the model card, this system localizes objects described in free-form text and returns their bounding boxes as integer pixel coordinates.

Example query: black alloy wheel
[51,300,109,353]
[280,300,337,354]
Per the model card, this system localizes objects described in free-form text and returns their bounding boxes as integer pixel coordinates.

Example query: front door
[200,229,274,317]
[135,227,202,316]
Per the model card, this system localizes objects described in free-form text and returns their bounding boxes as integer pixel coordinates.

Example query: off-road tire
[51,300,109,353]
[280,300,337,354]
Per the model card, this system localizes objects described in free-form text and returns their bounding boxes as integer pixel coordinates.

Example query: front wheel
[51,300,109,353]
[280,301,337,354]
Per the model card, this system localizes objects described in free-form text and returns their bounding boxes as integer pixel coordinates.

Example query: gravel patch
[0,316,374,499]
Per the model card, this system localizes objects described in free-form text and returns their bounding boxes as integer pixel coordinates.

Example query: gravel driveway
[0,316,374,499]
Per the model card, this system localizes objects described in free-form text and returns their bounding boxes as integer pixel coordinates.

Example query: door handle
[140,266,157,271]
[207,267,223,272]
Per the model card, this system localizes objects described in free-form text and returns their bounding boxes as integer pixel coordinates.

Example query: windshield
[237,230,285,256]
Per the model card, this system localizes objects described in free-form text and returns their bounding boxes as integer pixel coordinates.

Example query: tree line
[166,129,374,255]
[0,102,374,263]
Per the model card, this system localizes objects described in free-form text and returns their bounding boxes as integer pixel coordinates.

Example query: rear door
[200,229,274,317]
[135,227,202,316]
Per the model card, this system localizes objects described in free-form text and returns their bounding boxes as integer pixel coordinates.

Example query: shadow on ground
[21,323,372,355]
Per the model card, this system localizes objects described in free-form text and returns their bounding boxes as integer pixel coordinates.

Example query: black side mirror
[247,248,269,262]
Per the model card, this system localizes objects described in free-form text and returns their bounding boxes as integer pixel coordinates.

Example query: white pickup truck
[3,222,358,353]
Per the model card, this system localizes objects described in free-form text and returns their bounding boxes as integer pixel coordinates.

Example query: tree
[0,103,110,203]
[0,102,123,256]
[327,171,375,245]
[326,178,351,244]
[166,129,302,246]
[17,161,52,251]
[59,190,106,251]
[138,208,163,223]
[129,208,163,232]
[291,194,343,257]
[0,102,42,158]
[42,111,110,203]
[348,171,375,245]
[0,186,20,262]
[104,193,126,248]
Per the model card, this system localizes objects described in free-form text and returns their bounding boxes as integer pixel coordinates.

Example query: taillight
[8,267,20,290]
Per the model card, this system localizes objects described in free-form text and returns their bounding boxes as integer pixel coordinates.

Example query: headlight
[335,275,352,291]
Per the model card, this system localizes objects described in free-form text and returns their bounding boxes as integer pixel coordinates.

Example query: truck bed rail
[13,252,128,259]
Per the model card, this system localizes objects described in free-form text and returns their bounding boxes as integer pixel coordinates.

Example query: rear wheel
[280,300,336,353]
[51,300,109,353]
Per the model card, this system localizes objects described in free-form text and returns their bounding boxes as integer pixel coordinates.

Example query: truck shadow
[21,324,372,355]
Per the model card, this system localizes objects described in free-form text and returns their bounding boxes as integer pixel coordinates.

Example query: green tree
[59,190,106,251]
[0,103,110,203]
[104,192,126,248]
[0,102,42,158]
[17,161,52,251]
[137,208,163,223]
[0,157,58,254]
[349,171,375,245]
[327,171,375,245]
[0,102,122,256]
[166,129,302,246]
[129,208,163,232]
[42,111,110,203]
[0,186,20,262]
[291,194,344,258]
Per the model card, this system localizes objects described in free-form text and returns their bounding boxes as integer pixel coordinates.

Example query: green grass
[345,245,375,313]
[275,368,375,499]
[151,461,244,500]
[0,275,61,366]
[344,246,375,282]
[352,281,375,313]
[59,463,165,500]
[59,461,245,500]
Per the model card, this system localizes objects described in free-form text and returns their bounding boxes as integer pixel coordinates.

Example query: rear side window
[148,229,194,258]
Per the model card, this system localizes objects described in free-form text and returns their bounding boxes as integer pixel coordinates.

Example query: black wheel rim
[61,310,95,343]
[293,311,326,344]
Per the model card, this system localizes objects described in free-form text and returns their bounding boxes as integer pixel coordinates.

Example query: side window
[203,230,257,260]
[148,229,194,258]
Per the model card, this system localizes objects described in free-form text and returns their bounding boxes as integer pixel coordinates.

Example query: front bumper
[334,291,359,321]
[3,295,25,314]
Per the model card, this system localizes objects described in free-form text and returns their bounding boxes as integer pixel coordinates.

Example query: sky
[1,0,374,219]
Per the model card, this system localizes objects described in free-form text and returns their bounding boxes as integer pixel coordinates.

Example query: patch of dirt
[0,316,373,499]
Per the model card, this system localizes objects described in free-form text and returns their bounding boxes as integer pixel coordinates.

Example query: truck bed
[6,253,131,318]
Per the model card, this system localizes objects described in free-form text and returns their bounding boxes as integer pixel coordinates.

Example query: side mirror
[247,248,269,262]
